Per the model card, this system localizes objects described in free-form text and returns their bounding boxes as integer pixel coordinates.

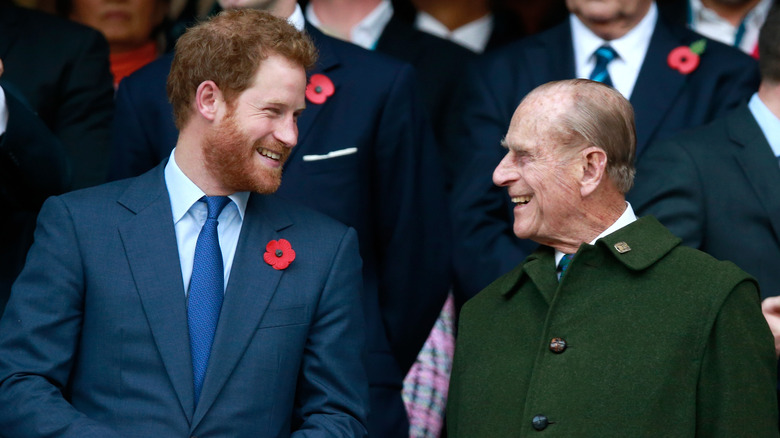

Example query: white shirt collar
[571,1,657,99]
[414,10,493,53]
[288,3,306,32]
[689,0,771,52]
[748,93,780,158]
[164,149,249,223]
[554,202,637,267]
[305,0,393,50]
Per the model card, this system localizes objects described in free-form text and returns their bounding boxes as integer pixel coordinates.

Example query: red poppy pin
[264,239,296,270]
[667,39,707,75]
[306,74,335,104]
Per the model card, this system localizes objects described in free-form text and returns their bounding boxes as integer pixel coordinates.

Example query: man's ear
[195,80,223,121]
[580,146,607,197]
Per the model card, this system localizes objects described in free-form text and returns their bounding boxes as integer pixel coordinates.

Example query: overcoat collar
[506,217,680,304]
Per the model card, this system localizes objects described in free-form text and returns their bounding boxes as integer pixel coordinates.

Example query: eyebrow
[500,138,509,149]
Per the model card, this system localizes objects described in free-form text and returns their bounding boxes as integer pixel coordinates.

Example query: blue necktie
[188,195,230,405]
[590,45,617,87]
[558,254,574,281]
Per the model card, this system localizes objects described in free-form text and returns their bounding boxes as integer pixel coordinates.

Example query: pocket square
[302,147,358,161]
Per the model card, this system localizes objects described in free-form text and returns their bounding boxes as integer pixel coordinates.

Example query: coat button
[532,414,549,431]
[549,337,567,353]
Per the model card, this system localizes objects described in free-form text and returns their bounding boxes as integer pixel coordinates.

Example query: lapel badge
[614,241,631,254]
[264,239,296,270]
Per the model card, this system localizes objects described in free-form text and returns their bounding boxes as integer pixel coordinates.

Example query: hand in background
[761,296,780,358]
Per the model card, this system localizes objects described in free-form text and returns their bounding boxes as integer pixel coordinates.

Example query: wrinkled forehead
[506,91,573,149]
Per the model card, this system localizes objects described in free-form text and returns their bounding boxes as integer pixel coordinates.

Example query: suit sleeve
[0,196,122,438]
[372,64,451,371]
[52,28,114,189]
[696,279,779,436]
[628,137,705,248]
[293,227,369,438]
[0,84,70,210]
[448,61,538,301]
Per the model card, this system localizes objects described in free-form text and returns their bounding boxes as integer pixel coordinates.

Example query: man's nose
[275,117,298,148]
[493,153,517,187]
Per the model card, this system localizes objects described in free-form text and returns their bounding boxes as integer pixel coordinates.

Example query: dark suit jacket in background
[375,14,474,164]
[448,16,760,302]
[629,104,780,299]
[109,24,450,438]
[0,163,369,437]
[0,2,114,315]
[448,217,778,436]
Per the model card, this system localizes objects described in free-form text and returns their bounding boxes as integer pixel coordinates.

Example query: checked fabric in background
[403,293,456,438]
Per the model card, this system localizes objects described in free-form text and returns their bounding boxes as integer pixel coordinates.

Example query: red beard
[203,111,290,194]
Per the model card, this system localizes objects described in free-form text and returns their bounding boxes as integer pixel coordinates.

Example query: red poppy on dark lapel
[668,39,707,75]
[264,239,296,270]
[306,74,335,104]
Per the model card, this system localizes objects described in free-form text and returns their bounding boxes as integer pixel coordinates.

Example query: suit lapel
[730,106,780,244]
[192,194,294,428]
[517,249,559,305]
[529,22,576,85]
[292,23,342,164]
[117,164,195,422]
[630,18,687,157]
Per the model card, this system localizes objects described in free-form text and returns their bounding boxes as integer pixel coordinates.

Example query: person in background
[447,78,779,436]
[61,0,170,87]
[303,0,472,177]
[0,10,369,437]
[391,0,543,53]
[658,0,773,58]
[0,0,114,315]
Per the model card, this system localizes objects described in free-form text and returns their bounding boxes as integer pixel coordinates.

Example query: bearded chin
[204,117,284,194]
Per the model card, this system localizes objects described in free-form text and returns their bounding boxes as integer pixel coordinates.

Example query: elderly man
[0,10,368,437]
[449,0,761,302]
[446,79,778,437]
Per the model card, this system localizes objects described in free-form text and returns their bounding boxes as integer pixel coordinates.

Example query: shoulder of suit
[648,105,751,156]
[255,193,351,233]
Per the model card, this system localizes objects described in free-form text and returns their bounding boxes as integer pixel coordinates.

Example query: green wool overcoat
[447,217,779,437]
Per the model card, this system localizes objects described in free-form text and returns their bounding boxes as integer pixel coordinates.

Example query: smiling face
[566,0,652,40]
[204,53,307,194]
[493,93,585,248]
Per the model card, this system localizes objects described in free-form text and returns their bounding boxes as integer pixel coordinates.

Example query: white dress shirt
[554,202,638,268]
[0,86,7,137]
[571,2,657,100]
[748,92,780,158]
[414,10,493,53]
[306,0,393,50]
[688,0,772,55]
[164,149,249,295]
[288,3,305,32]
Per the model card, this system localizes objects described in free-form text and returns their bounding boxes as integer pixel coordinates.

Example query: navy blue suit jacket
[448,16,760,300]
[109,24,450,437]
[629,105,780,299]
[0,163,369,437]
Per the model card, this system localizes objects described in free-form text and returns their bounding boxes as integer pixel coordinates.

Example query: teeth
[512,195,532,205]
[259,148,281,160]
